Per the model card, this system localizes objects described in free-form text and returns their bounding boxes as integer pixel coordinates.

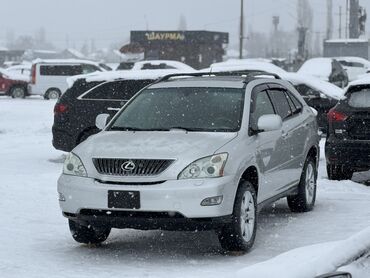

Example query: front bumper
[325,137,370,170]
[58,174,236,220]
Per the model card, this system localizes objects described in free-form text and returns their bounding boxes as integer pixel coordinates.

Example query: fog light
[58,192,66,202]
[201,196,223,206]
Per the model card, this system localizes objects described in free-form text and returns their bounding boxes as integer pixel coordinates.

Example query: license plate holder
[108,190,140,209]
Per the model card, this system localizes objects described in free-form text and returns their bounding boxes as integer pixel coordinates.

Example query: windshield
[348,88,370,108]
[109,87,244,132]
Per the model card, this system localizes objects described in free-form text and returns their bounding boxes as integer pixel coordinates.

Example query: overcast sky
[1,0,370,49]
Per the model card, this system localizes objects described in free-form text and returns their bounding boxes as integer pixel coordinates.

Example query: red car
[0,69,29,98]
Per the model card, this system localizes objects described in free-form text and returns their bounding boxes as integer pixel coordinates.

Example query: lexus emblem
[121,160,136,171]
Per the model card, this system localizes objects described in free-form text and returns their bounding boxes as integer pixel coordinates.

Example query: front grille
[93,158,174,176]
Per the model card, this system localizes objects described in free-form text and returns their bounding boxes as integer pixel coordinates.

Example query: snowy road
[0,98,369,278]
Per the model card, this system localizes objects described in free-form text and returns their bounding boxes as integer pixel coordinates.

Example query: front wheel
[44,88,61,100]
[218,181,257,253]
[287,157,317,213]
[327,164,353,181]
[68,219,111,244]
[11,86,26,98]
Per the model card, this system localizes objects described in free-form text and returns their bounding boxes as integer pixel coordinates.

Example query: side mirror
[257,114,282,133]
[315,271,352,278]
[310,107,318,116]
[95,113,110,130]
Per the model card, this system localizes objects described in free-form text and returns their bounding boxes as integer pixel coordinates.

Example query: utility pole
[326,0,333,40]
[239,0,244,59]
[339,6,342,38]
[345,0,349,38]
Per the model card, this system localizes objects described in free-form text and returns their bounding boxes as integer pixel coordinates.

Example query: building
[323,39,370,59]
[128,30,229,69]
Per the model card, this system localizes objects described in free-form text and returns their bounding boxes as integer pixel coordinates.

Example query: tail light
[54,103,68,115]
[31,64,36,84]
[327,108,348,122]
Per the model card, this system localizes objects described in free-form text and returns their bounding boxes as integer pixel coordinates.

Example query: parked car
[5,64,32,78]
[298,58,349,88]
[0,68,29,98]
[53,69,180,152]
[282,72,344,133]
[131,60,195,71]
[326,78,370,180]
[28,59,108,99]
[335,56,370,82]
[57,72,320,252]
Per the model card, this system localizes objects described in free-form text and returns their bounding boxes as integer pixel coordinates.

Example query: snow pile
[31,58,106,69]
[237,226,370,278]
[281,72,345,100]
[297,58,333,81]
[66,69,184,88]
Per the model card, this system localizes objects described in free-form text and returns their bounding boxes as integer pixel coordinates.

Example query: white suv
[58,73,320,252]
[29,59,107,99]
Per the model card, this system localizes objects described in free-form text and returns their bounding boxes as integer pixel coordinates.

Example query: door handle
[107,107,121,111]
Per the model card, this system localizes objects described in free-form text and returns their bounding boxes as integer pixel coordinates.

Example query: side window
[268,89,292,120]
[82,80,153,100]
[250,90,275,128]
[82,64,101,74]
[286,91,303,112]
[40,65,82,76]
[294,84,320,98]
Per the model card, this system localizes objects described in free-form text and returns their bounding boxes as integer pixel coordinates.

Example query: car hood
[75,130,237,162]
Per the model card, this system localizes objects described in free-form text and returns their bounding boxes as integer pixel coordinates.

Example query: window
[40,65,82,76]
[110,87,245,132]
[141,63,176,70]
[250,90,275,127]
[348,88,370,108]
[82,80,154,100]
[286,91,303,112]
[81,64,101,74]
[294,84,320,98]
[268,89,292,120]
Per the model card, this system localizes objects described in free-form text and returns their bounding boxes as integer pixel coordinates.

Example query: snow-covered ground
[0,97,369,278]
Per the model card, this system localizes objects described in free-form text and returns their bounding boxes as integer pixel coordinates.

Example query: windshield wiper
[110,126,170,131]
[168,126,206,132]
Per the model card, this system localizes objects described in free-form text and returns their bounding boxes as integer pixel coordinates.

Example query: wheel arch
[239,165,259,196]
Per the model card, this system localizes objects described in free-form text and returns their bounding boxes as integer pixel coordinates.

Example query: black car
[52,78,155,152]
[293,83,338,133]
[325,83,370,180]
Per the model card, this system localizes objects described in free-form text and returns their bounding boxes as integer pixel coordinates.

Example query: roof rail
[154,71,281,84]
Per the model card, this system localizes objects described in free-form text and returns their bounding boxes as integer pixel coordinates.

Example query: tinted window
[82,80,153,100]
[40,65,82,76]
[251,90,275,126]
[286,91,303,112]
[81,64,101,74]
[294,84,320,98]
[268,89,292,120]
[348,88,370,108]
[141,63,176,70]
[110,87,244,132]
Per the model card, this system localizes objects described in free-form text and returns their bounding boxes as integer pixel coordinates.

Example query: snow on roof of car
[32,58,104,68]
[335,56,370,68]
[0,68,30,82]
[325,38,369,43]
[66,69,184,88]
[202,60,287,76]
[132,60,196,71]
[281,72,345,100]
[297,58,333,80]
[345,76,370,89]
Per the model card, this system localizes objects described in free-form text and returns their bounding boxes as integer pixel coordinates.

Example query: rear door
[267,85,303,191]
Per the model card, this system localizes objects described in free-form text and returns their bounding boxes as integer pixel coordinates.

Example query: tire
[68,219,111,244]
[327,163,353,181]
[11,86,26,98]
[218,181,257,253]
[287,157,317,213]
[44,88,61,100]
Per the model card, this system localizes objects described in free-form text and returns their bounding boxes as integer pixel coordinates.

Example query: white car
[58,72,319,252]
[335,56,370,81]
[28,59,108,99]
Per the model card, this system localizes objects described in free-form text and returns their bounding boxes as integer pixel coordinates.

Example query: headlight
[178,153,228,179]
[63,153,87,177]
